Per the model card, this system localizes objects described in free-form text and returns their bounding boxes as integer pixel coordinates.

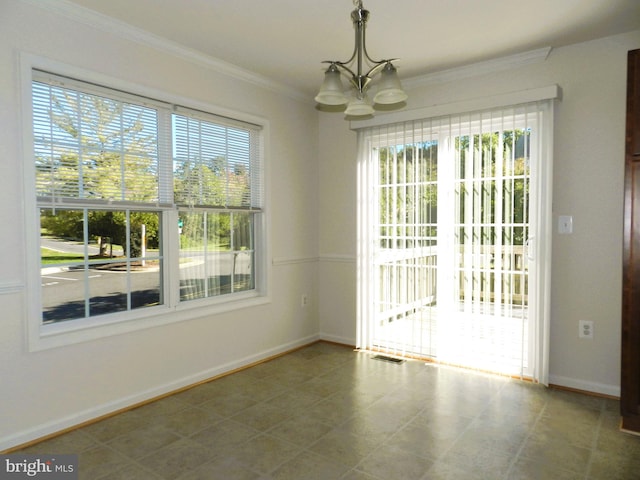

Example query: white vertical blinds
[357,100,553,382]
[446,107,535,375]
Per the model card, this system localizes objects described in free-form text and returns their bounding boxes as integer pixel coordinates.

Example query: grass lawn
[41,247,160,265]
[40,247,126,265]
[41,247,84,265]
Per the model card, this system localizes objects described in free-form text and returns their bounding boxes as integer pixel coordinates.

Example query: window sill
[30,292,271,352]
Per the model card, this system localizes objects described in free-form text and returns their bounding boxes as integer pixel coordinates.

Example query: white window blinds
[172,111,263,210]
[32,71,264,211]
[32,77,161,205]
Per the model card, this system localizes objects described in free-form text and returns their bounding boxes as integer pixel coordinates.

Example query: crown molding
[351,84,560,129]
[20,0,310,103]
[403,47,553,89]
[20,0,551,107]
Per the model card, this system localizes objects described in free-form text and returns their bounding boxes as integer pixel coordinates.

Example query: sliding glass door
[357,102,553,380]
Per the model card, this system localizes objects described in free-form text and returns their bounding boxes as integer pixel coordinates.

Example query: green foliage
[174,159,226,207]
[38,89,161,256]
[173,157,251,208]
[41,209,159,258]
[37,89,159,201]
[456,131,530,245]
[378,130,531,247]
[89,210,159,257]
[378,142,439,245]
[41,209,83,239]
[178,211,252,251]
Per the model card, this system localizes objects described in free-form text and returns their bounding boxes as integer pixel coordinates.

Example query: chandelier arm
[322,57,396,81]
[364,59,398,79]
[327,61,358,81]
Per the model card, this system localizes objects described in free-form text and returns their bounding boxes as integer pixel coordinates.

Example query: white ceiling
[65,0,640,98]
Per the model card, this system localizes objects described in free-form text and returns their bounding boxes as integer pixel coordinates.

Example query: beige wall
[2,0,639,452]
[0,0,319,449]
[318,30,640,396]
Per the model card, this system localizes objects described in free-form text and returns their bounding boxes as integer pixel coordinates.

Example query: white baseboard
[549,374,620,398]
[1,334,320,451]
[319,332,356,347]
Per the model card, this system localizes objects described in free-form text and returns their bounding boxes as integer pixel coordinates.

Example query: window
[172,113,260,301]
[32,69,265,333]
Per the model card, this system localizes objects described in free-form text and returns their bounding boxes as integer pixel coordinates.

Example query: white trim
[319,333,356,347]
[272,256,318,266]
[403,47,552,88]
[549,374,620,398]
[34,295,272,350]
[20,0,309,104]
[356,131,375,351]
[350,85,561,130]
[19,1,552,107]
[0,334,319,451]
[319,254,356,263]
[24,53,268,128]
[533,100,554,386]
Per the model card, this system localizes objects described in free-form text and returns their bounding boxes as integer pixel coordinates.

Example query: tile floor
[15,342,640,479]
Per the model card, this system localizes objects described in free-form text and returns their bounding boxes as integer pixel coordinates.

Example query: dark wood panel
[622,162,640,415]
[629,50,640,158]
[621,48,640,432]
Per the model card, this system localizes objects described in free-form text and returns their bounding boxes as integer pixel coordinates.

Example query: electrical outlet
[301,294,308,308]
[579,320,594,340]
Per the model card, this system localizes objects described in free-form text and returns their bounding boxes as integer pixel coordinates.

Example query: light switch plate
[558,215,573,234]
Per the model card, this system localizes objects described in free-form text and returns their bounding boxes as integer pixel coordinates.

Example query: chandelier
[315,0,408,117]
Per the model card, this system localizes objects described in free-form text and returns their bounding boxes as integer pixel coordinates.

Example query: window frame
[21,54,271,351]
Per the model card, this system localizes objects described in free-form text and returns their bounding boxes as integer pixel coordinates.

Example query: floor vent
[371,354,405,364]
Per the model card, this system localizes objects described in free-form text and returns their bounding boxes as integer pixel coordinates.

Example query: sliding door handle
[525,236,535,261]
